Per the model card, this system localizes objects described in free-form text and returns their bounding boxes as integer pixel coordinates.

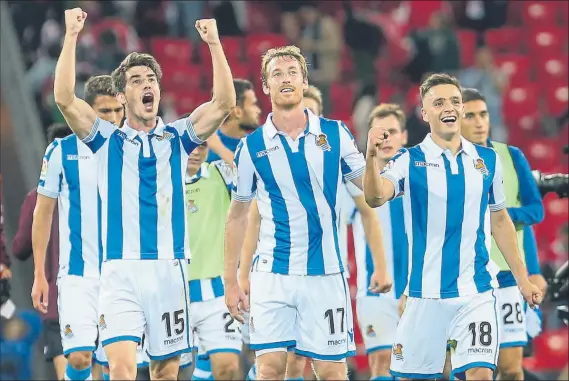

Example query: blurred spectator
[459,46,508,141]
[24,43,60,97]
[0,177,11,281]
[405,99,430,147]
[342,1,385,89]
[167,1,205,42]
[281,12,302,44]
[453,0,508,32]
[211,0,244,36]
[94,29,125,74]
[420,12,461,74]
[549,223,569,270]
[352,84,378,151]
[134,1,168,39]
[297,3,341,114]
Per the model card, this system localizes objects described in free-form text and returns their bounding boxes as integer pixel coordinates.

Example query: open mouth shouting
[280,86,295,94]
[142,91,155,112]
[441,115,457,126]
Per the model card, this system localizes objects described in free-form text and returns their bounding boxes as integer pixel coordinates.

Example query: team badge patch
[366,325,376,338]
[474,158,489,176]
[187,200,199,213]
[99,315,107,330]
[393,343,404,360]
[40,158,48,179]
[315,133,331,151]
[64,324,74,338]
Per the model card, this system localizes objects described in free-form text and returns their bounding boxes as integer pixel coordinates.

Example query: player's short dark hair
[368,103,406,132]
[419,73,462,100]
[234,79,253,108]
[84,75,115,106]
[111,52,163,94]
[462,88,487,104]
[47,123,73,143]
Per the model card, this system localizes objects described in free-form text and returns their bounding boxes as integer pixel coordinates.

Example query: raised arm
[190,20,236,141]
[53,8,97,139]
[363,128,395,207]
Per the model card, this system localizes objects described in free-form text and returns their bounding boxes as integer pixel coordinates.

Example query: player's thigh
[389,297,450,379]
[249,271,296,351]
[295,273,355,360]
[193,297,242,357]
[57,275,99,355]
[497,346,524,377]
[286,351,307,378]
[356,296,399,355]
[209,351,240,378]
[449,290,500,379]
[312,359,349,380]
[141,259,192,360]
[43,319,64,362]
[497,286,527,348]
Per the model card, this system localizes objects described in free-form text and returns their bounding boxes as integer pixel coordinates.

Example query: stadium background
[0,0,567,379]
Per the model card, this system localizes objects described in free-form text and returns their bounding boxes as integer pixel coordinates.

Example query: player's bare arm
[207,133,236,166]
[364,128,394,207]
[490,209,543,308]
[190,19,236,141]
[53,8,98,139]
[30,194,57,313]
[238,199,261,298]
[224,199,251,323]
[353,195,393,293]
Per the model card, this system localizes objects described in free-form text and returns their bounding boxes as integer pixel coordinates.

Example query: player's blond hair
[261,45,309,85]
[303,85,323,114]
[368,103,407,131]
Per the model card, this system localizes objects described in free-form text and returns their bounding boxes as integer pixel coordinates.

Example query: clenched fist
[64,8,87,36]
[195,19,220,45]
[367,127,389,157]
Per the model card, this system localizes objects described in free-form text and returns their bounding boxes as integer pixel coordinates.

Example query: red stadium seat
[407,1,445,30]
[457,29,477,67]
[527,28,567,57]
[150,38,192,66]
[560,1,569,26]
[169,90,211,116]
[202,62,252,90]
[245,34,289,70]
[543,84,569,116]
[525,138,562,172]
[200,36,243,66]
[521,2,559,29]
[503,85,539,119]
[535,55,569,86]
[159,64,202,92]
[485,28,524,54]
[329,82,357,115]
[494,54,532,85]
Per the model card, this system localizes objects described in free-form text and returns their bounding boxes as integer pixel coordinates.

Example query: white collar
[262,108,322,139]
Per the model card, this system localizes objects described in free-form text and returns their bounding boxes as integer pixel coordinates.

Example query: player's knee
[465,366,493,380]
[67,351,92,370]
[257,356,287,380]
[149,359,180,381]
[498,369,524,380]
[368,350,391,377]
[109,361,137,380]
[285,353,306,378]
[212,359,239,380]
[313,362,348,381]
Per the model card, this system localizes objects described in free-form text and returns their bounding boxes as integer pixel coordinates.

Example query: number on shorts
[468,321,492,347]
[161,309,185,338]
[222,312,241,333]
[324,308,345,335]
[502,302,523,325]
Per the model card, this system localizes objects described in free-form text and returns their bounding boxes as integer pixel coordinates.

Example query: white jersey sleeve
[81,117,117,153]
[168,116,205,155]
[338,122,365,181]
[380,148,410,198]
[344,180,363,198]
[489,151,506,211]
[231,139,256,202]
[213,160,235,186]
[37,140,63,199]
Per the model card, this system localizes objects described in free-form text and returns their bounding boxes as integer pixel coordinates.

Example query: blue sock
[246,363,257,381]
[370,377,393,380]
[286,378,304,381]
[103,373,110,381]
[192,357,214,380]
[64,364,92,380]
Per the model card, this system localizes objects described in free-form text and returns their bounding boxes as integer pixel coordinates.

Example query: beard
[239,123,258,132]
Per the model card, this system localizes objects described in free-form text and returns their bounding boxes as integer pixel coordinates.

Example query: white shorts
[57,275,99,355]
[241,311,251,345]
[249,271,356,361]
[390,290,499,379]
[191,296,242,358]
[356,296,399,354]
[93,332,150,368]
[98,259,192,360]
[497,286,527,348]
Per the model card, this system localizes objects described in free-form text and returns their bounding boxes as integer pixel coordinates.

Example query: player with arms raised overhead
[51,8,235,380]
[224,46,391,381]
[364,73,543,380]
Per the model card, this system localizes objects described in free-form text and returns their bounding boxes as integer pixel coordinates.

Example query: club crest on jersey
[99,315,107,330]
[366,325,376,337]
[64,324,74,338]
[474,158,489,176]
[315,133,331,151]
[393,343,404,360]
[155,131,174,141]
[40,158,48,179]
[187,200,199,213]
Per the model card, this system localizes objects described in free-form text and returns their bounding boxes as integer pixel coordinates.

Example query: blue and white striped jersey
[38,135,101,278]
[353,197,408,299]
[82,116,203,261]
[337,181,358,278]
[232,109,365,276]
[381,134,505,299]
